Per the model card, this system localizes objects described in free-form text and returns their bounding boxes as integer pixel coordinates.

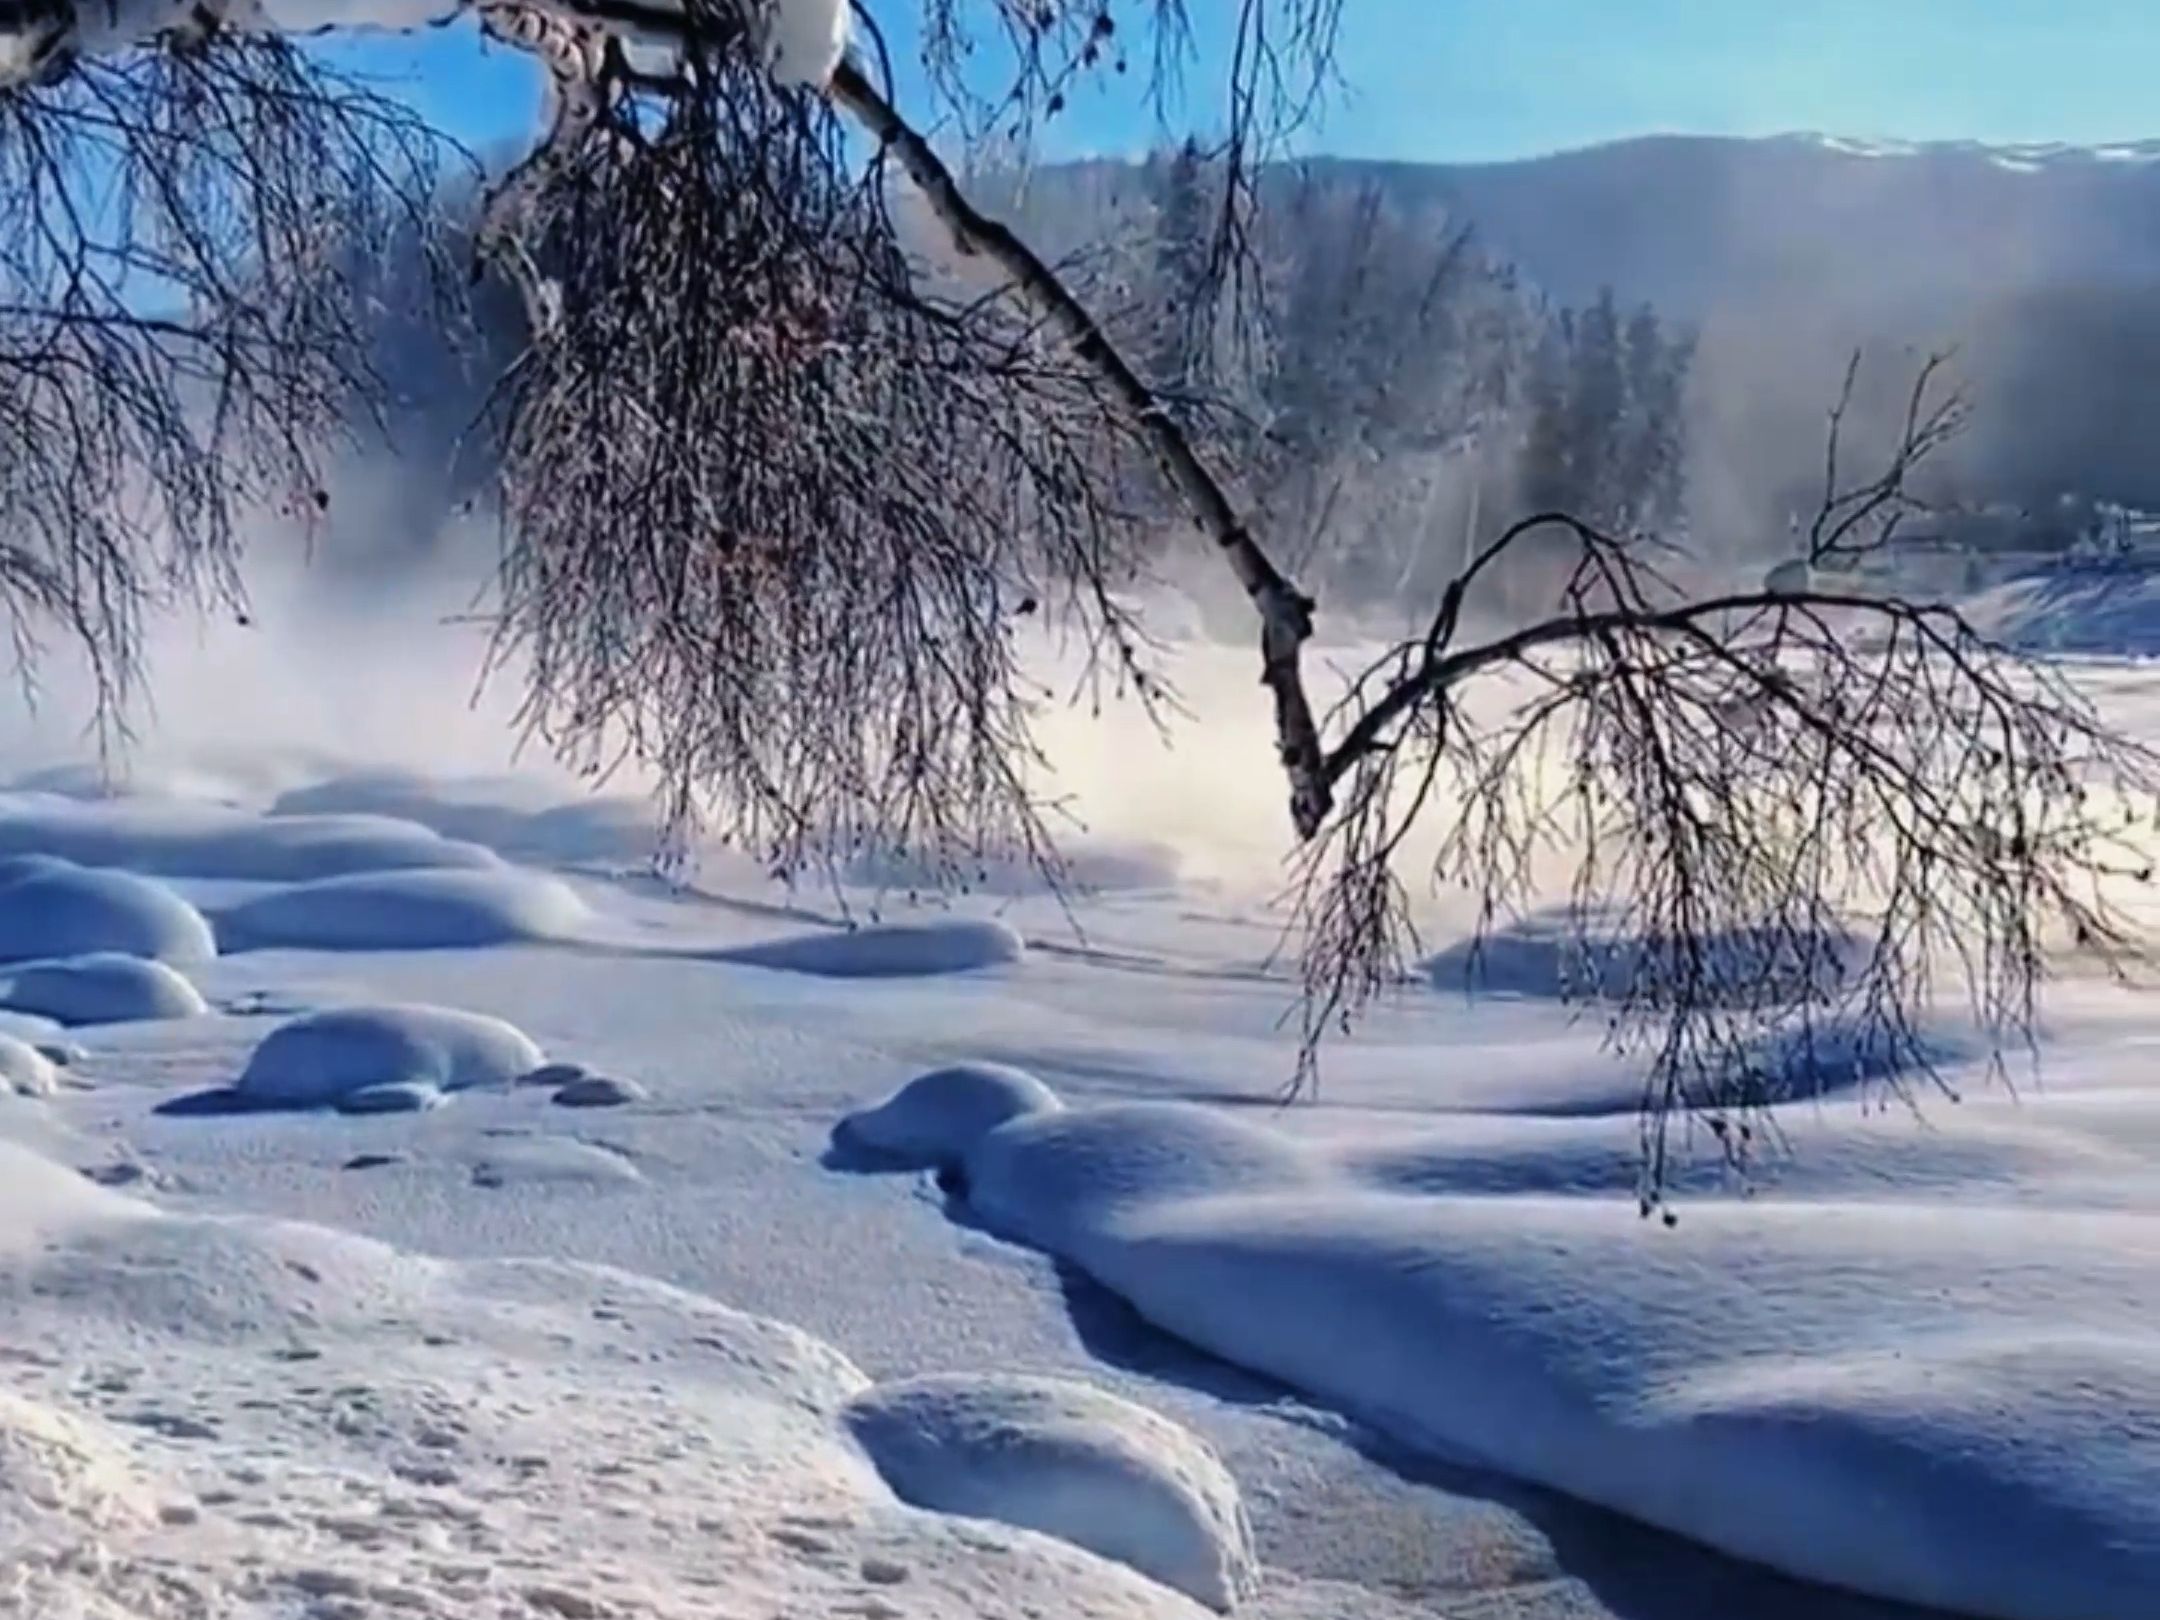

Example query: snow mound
[1423,907,1852,1005]
[846,1374,1257,1611]
[232,1003,544,1109]
[0,1008,61,1043]
[0,794,497,881]
[0,1033,59,1098]
[3,953,208,1025]
[921,1091,2160,1620]
[0,855,216,964]
[215,866,586,951]
[964,1101,1325,1252]
[836,1062,1063,1167]
[720,918,1024,978]
[271,771,658,866]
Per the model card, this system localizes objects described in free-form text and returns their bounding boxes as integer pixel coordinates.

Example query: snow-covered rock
[2,953,208,1025]
[719,918,1025,979]
[846,1374,1257,1611]
[233,1003,544,1108]
[0,855,216,964]
[837,1062,1063,1166]
[215,866,586,951]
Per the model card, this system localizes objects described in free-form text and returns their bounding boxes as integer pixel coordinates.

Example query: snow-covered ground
[1,637,2156,1618]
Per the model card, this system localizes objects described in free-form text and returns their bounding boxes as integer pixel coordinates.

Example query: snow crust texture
[0,1135,1225,1620]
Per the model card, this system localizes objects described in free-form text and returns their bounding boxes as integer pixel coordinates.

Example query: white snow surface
[9,725,2160,1620]
[233,1003,546,1107]
[214,865,587,950]
[0,854,216,964]
[3,951,208,1025]
[846,1373,1258,1610]
[717,917,1025,978]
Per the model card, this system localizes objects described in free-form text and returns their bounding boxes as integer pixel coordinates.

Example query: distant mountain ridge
[1306,132,2160,328]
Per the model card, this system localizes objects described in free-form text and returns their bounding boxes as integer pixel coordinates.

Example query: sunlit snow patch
[0,855,216,964]
[846,1373,1257,1611]
[2,953,208,1025]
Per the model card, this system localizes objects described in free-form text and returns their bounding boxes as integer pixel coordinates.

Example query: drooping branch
[1298,354,2160,1205]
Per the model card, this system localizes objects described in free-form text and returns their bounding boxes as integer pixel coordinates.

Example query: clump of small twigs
[483,37,1167,887]
[0,34,450,715]
[1296,354,2159,1207]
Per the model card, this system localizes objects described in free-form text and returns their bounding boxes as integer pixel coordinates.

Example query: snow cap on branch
[0,0,848,92]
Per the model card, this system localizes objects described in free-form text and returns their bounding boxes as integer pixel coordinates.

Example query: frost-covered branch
[0,27,450,708]
[1297,355,2159,1205]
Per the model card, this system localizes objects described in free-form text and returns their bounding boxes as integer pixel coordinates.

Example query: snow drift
[849,1069,2160,1620]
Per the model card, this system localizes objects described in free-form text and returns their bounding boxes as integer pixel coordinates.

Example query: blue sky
[324,2,2160,165]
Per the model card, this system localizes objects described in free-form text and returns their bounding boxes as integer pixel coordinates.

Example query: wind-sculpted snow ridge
[840,1066,2160,1620]
[0,856,216,964]
[0,1135,1234,1619]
